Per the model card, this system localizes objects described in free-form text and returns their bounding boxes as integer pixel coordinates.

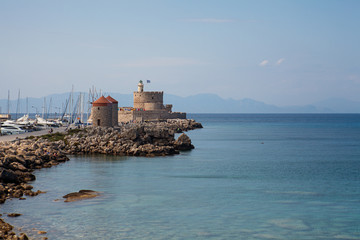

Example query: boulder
[7,213,22,217]
[63,190,100,202]
[174,133,194,151]
[0,168,20,184]
[0,218,13,233]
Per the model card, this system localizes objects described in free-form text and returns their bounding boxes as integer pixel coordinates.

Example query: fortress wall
[164,112,186,119]
[133,91,164,109]
[118,111,133,123]
[92,106,112,127]
[133,111,162,122]
[118,110,186,123]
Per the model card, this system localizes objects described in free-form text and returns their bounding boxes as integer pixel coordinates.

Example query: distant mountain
[312,98,360,113]
[164,94,342,113]
[0,92,359,115]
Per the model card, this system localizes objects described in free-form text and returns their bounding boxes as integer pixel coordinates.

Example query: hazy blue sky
[1,0,359,106]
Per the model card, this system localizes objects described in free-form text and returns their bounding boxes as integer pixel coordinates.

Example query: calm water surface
[2,114,360,239]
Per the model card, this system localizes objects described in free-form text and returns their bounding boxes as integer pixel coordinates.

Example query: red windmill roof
[106,95,118,104]
[92,96,112,106]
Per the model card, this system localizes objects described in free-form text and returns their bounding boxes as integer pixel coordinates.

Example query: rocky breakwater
[64,119,202,156]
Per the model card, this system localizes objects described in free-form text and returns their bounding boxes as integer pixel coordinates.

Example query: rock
[63,190,100,202]
[0,218,13,231]
[24,190,37,196]
[21,184,33,190]
[19,233,29,240]
[7,213,22,217]
[0,218,14,238]
[0,168,20,184]
[12,190,23,198]
[38,231,47,234]
[174,133,195,151]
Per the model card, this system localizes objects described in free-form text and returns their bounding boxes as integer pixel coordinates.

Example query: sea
[2,114,360,240]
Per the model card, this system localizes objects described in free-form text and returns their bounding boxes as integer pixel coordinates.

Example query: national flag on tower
[147,80,151,83]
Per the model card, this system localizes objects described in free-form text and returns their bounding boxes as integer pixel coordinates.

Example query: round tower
[91,96,112,127]
[137,80,144,92]
[106,95,118,126]
[133,91,164,110]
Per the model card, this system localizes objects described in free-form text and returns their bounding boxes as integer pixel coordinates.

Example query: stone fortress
[119,80,186,123]
[91,81,186,126]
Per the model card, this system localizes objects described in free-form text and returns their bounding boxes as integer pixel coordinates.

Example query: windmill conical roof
[92,96,111,106]
[106,95,118,104]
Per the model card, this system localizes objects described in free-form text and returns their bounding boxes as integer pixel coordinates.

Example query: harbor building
[91,96,117,127]
[118,81,186,123]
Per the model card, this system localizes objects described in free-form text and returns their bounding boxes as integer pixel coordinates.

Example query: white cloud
[259,60,269,66]
[183,18,234,23]
[276,58,285,65]
[118,57,206,68]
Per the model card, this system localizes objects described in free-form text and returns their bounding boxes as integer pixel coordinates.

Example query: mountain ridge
[0,92,359,114]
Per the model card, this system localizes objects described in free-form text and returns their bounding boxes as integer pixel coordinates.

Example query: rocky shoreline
[0,119,202,239]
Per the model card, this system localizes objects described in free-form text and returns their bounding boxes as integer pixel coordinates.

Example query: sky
[1,0,360,106]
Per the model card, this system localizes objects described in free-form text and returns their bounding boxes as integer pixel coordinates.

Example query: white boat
[16,114,35,125]
[3,115,36,132]
[1,123,26,135]
[35,115,60,129]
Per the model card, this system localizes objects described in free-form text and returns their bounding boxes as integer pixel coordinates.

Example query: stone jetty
[0,119,202,239]
[64,119,201,156]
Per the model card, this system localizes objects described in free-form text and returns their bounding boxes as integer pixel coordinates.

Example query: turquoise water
[2,114,360,239]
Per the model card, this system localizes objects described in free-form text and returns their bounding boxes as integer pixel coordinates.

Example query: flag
[147,80,151,83]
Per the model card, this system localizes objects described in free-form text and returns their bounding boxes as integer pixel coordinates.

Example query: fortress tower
[133,90,164,111]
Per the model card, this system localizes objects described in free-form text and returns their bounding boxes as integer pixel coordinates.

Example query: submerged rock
[7,213,22,217]
[63,190,100,202]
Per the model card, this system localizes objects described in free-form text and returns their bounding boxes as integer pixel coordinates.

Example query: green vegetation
[67,128,84,135]
[33,128,87,143]
[40,132,66,142]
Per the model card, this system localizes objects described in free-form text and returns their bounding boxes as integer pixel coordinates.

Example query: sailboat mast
[70,85,74,124]
[42,97,46,119]
[7,90,10,116]
[26,97,29,115]
[15,89,20,120]
[48,97,52,119]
